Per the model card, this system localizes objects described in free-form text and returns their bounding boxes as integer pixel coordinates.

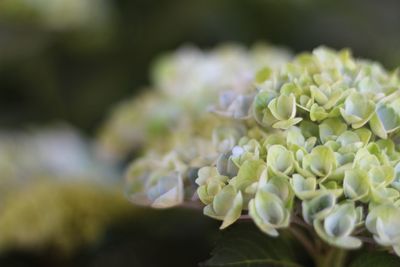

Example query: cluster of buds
[126,46,400,256]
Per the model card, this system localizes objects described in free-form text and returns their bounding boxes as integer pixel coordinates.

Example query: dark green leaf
[349,251,400,267]
[201,222,311,267]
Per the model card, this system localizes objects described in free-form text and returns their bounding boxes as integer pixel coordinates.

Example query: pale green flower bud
[340,92,375,129]
[319,180,344,198]
[286,126,317,153]
[231,138,263,166]
[302,192,336,224]
[353,148,380,171]
[196,167,228,205]
[267,93,302,129]
[290,174,318,200]
[248,188,290,237]
[314,202,362,249]
[252,89,278,127]
[125,152,187,208]
[146,173,184,208]
[229,159,266,196]
[370,187,400,206]
[336,131,364,154]
[213,91,254,119]
[370,104,400,139]
[366,204,400,256]
[266,144,295,176]
[368,165,394,188]
[257,170,294,208]
[343,169,370,201]
[216,152,238,178]
[310,84,345,110]
[302,146,337,181]
[375,139,400,164]
[204,185,243,229]
[357,76,382,95]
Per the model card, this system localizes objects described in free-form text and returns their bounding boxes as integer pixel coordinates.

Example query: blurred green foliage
[0,207,219,267]
[0,182,133,255]
[0,125,219,266]
[1,0,400,132]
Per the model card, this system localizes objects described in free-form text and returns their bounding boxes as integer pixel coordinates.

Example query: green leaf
[201,223,310,267]
[349,251,400,267]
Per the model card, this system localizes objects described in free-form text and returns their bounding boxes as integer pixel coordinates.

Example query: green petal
[231,160,266,191]
[150,175,184,208]
[303,146,336,179]
[204,185,243,229]
[267,145,294,175]
[272,117,303,129]
[340,92,375,128]
[370,105,400,139]
[302,192,336,224]
[220,191,243,229]
[290,174,318,200]
[319,118,347,144]
[249,190,290,236]
[366,204,400,248]
[268,93,297,121]
[343,169,370,201]
[310,104,329,121]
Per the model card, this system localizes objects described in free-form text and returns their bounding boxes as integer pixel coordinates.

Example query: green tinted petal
[310,104,329,122]
[196,167,219,186]
[290,174,318,200]
[340,92,375,128]
[220,191,243,229]
[370,105,400,139]
[302,192,336,224]
[353,148,380,171]
[231,160,266,191]
[272,117,303,129]
[263,175,294,207]
[303,146,336,179]
[368,165,395,187]
[150,175,184,208]
[343,169,370,201]
[204,185,243,228]
[253,89,277,125]
[268,93,297,120]
[319,118,347,144]
[366,204,400,250]
[249,189,290,236]
[267,145,294,175]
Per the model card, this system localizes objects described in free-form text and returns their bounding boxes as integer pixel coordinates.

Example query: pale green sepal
[343,169,370,201]
[302,192,336,224]
[314,202,362,249]
[203,185,243,229]
[249,189,290,237]
[290,174,318,200]
[266,145,295,175]
[340,92,375,128]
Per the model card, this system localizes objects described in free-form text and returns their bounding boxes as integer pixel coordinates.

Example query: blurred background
[0,0,400,266]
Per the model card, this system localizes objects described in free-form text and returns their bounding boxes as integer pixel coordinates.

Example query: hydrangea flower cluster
[125,46,400,257]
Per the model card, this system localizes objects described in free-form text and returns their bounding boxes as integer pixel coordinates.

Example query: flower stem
[289,226,319,264]
[316,247,347,267]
